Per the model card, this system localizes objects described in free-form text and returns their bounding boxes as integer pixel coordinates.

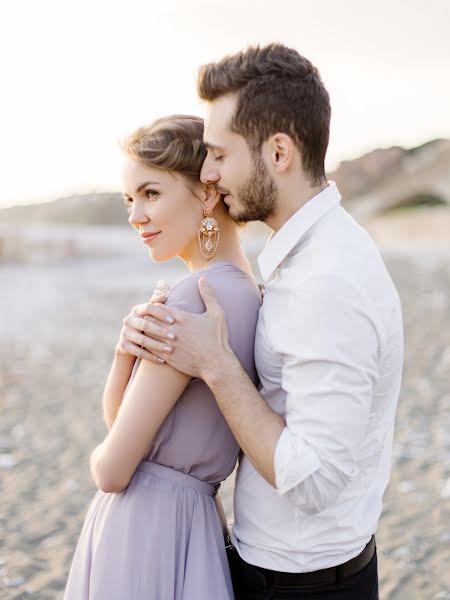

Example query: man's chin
[228,206,254,224]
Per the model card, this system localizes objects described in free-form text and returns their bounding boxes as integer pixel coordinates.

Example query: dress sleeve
[166,268,260,387]
[122,274,207,397]
[164,273,206,314]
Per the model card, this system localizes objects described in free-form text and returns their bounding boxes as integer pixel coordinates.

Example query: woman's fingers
[124,325,173,355]
[150,281,169,304]
[117,299,176,361]
[150,292,167,304]
[133,302,175,325]
[127,314,176,341]
[119,341,166,364]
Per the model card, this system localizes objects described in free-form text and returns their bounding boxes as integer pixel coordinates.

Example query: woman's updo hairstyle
[120,115,207,185]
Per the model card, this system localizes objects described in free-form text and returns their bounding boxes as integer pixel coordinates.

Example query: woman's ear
[202,183,222,212]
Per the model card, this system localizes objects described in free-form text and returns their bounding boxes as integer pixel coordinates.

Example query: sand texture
[0,224,449,599]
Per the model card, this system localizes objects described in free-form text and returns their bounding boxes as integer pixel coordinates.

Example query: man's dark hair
[197,43,331,185]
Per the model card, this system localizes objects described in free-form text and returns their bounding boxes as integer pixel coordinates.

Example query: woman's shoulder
[166,262,261,315]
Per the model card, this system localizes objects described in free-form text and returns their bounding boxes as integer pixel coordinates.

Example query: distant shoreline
[1,208,450,266]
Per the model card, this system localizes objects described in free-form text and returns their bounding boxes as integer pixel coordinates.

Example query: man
[124,44,403,599]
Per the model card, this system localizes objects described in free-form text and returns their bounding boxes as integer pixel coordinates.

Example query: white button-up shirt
[231,182,404,572]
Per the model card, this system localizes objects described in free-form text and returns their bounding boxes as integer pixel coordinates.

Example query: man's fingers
[198,276,221,314]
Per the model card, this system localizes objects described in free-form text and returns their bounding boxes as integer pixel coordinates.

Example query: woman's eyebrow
[123,181,161,198]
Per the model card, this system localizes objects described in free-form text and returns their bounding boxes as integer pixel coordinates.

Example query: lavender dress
[63,262,261,600]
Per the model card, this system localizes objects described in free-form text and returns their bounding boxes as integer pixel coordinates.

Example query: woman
[63,115,261,599]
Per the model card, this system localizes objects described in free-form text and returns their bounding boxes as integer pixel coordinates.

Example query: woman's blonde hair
[120,115,207,184]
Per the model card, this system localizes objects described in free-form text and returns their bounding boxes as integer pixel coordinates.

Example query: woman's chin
[147,248,174,263]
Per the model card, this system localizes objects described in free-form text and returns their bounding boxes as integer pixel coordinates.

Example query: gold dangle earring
[198,208,220,260]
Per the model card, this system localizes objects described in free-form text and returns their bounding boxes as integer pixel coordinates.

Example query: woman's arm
[91,358,191,492]
[102,350,136,430]
[102,296,173,430]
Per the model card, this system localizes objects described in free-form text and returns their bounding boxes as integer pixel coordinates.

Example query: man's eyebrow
[123,181,161,198]
[204,142,226,152]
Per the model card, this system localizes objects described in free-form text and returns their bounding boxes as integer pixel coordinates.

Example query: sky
[0,0,449,208]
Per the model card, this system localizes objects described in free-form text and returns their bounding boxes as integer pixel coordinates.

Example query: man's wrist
[202,349,241,393]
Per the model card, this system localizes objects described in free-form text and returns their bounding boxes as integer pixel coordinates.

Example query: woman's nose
[200,155,220,185]
[128,202,149,228]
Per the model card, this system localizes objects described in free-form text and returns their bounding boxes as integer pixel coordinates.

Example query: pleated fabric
[64,461,234,599]
[63,263,261,599]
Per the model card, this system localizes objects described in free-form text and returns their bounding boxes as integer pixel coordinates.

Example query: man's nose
[200,155,220,185]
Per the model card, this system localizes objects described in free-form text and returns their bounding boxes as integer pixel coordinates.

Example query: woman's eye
[122,197,133,213]
[146,189,159,199]
[214,155,223,162]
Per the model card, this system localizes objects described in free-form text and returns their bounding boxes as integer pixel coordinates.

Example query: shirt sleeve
[270,274,381,514]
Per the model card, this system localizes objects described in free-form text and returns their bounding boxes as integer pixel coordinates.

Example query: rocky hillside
[0,192,127,226]
[330,139,450,219]
[0,139,449,226]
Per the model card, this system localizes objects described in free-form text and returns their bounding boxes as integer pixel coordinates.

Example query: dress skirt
[63,460,235,599]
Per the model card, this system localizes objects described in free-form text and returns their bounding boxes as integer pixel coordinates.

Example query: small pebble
[0,454,16,469]
[440,479,450,499]
[64,478,79,492]
[5,574,26,587]
[12,424,25,440]
[398,480,416,493]
[0,436,11,451]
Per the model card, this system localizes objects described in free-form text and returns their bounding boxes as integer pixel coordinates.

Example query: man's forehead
[204,94,237,143]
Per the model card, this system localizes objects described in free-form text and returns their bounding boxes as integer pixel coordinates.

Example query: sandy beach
[1,220,449,599]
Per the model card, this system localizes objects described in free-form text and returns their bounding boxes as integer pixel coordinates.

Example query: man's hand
[160,276,232,380]
[116,276,233,379]
[123,276,231,379]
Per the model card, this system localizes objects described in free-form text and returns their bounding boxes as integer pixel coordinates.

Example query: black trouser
[229,548,379,600]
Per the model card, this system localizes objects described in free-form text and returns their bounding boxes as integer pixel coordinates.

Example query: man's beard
[230,153,278,223]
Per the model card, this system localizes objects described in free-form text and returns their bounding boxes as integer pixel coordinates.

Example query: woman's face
[121,156,204,263]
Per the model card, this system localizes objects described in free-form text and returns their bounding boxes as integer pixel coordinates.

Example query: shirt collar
[258,181,342,282]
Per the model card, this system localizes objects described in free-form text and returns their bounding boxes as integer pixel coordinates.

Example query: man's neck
[266,180,329,233]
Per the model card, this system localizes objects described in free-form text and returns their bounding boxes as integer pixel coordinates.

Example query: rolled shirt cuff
[274,427,321,495]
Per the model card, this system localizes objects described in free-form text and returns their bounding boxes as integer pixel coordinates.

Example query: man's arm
[206,350,285,487]
[128,275,378,513]
[142,277,285,487]
[199,275,379,513]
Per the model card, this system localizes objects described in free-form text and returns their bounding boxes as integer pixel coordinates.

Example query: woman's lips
[141,232,161,245]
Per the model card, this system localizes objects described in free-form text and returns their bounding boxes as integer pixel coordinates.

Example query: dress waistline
[136,460,217,497]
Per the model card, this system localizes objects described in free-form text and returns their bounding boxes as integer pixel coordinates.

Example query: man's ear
[266,133,296,173]
[202,183,222,213]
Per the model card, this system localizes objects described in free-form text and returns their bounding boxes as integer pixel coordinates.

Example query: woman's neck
[182,223,253,277]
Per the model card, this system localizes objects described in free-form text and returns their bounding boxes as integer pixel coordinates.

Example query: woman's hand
[115,281,173,364]
[149,280,170,305]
